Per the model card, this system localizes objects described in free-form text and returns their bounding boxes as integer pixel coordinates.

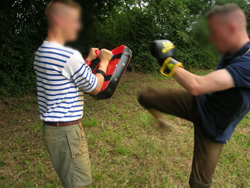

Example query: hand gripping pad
[88,45,132,100]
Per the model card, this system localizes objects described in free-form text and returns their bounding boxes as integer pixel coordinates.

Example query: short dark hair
[45,0,81,26]
[45,0,81,19]
[206,4,241,19]
[47,0,80,8]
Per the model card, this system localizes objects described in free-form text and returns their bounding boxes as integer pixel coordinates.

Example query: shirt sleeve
[225,60,250,88]
[63,51,98,93]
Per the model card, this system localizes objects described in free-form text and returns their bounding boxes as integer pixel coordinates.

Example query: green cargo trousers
[137,88,224,188]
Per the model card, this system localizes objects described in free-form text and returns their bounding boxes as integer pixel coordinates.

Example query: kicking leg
[147,108,173,130]
[137,88,199,127]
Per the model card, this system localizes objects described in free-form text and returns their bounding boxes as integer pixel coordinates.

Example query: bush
[0,0,249,97]
[92,0,217,72]
[0,0,48,97]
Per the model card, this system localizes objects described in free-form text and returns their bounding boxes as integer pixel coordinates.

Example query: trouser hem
[63,180,92,188]
[189,174,212,188]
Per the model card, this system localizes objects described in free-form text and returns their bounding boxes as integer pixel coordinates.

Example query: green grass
[0,71,249,188]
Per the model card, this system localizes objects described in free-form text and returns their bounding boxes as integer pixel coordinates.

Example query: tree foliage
[0,0,249,96]
[92,0,215,71]
[0,0,119,96]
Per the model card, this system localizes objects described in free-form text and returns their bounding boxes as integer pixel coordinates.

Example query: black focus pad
[150,40,176,66]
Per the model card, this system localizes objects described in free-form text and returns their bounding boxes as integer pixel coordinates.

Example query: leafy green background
[0,0,249,96]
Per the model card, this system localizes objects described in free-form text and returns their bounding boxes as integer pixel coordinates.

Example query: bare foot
[157,118,174,131]
[147,109,175,131]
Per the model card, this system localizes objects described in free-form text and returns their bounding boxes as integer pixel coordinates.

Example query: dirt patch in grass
[0,71,249,188]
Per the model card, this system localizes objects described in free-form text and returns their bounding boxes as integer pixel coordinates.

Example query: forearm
[173,67,234,96]
[86,57,94,62]
[91,62,108,95]
[173,67,203,96]
[149,40,234,96]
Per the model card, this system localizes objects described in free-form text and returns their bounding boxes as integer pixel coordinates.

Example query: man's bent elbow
[90,86,102,95]
[188,85,202,96]
[91,89,101,96]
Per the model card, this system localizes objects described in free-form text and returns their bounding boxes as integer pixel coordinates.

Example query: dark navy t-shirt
[198,41,250,144]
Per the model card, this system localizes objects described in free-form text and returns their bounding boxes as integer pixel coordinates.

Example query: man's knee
[189,173,212,188]
[137,92,146,106]
[137,89,155,108]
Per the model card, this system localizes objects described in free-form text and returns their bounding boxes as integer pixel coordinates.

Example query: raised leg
[138,88,223,187]
[137,88,199,123]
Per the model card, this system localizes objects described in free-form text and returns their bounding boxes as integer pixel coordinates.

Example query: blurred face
[208,16,234,53]
[56,7,82,42]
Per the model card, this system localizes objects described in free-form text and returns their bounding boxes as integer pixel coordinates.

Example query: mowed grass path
[0,71,249,188]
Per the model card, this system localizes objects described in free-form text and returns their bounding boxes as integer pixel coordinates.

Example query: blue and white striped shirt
[34,41,98,122]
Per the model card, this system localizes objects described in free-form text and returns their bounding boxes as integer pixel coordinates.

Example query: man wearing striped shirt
[34,0,112,187]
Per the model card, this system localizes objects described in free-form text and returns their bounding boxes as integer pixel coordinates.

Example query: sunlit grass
[0,71,249,187]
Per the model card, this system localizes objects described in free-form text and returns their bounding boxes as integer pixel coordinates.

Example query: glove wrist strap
[161,57,184,77]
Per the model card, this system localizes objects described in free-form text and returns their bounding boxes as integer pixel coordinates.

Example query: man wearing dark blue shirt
[138,4,250,188]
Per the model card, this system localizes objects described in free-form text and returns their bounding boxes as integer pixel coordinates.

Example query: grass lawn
[0,71,249,188]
